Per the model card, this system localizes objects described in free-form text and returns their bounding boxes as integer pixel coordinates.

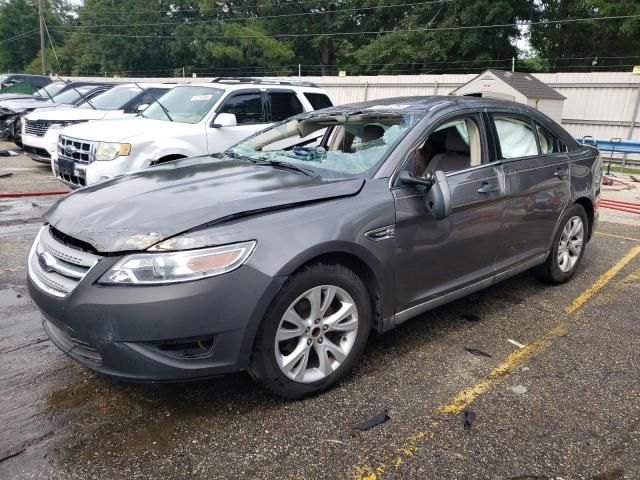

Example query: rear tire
[248,263,371,399]
[534,203,588,284]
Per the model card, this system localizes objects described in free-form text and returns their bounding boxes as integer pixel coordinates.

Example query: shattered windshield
[227,111,421,177]
[141,86,224,123]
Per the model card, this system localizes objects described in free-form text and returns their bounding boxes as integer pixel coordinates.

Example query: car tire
[248,263,371,399]
[534,203,588,284]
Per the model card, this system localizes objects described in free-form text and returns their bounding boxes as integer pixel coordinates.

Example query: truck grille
[24,119,52,137]
[28,226,101,298]
[58,135,95,164]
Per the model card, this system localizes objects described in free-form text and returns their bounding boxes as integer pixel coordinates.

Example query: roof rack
[211,77,319,88]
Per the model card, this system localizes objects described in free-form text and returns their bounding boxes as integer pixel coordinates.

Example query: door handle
[477,182,499,194]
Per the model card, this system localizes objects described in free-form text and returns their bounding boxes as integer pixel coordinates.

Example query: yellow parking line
[352,245,640,480]
[565,245,640,315]
[594,231,640,243]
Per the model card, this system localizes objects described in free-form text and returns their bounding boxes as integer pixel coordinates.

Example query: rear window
[304,93,333,110]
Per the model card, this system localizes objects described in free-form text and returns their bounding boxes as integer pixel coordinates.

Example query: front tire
[248,264,371,399]
[535,203,588,283]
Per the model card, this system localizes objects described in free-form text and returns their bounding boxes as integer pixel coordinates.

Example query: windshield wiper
[135,82,173,122]
[225,150,314,176]
[249,159,315,177]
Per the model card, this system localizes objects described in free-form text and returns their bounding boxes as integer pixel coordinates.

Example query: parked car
[0,80,68,102]
[0,82,115,143]
[27,96,601,398]
[21,83,173,164]
[0,73,51,91]
[51,77,333,188]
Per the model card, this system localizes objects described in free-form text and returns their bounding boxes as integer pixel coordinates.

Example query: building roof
[455,69,566,100]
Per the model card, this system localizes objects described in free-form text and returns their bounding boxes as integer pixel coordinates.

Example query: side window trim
[534,120,567,156]
[489,111,541,161]
[213,89,266,126]
[391,111,489,187]
[266,89,305,122]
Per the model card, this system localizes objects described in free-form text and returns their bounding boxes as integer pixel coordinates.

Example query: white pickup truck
[21,83,172,164]
[52,78,333,188]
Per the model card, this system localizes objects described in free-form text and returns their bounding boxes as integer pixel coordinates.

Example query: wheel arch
[574,197,594,241]
[276,242,387,332]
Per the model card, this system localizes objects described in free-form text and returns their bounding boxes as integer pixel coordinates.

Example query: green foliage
[529,0,640,72]
[1,0,639,76]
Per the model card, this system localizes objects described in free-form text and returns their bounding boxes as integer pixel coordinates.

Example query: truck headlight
[95,142,131,161]
[98,241,256,285]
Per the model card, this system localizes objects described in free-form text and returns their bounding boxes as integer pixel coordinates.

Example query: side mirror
[425,170,451,220]
[211,112,237,128]
[137,103,149,112]
[400,170,451,220]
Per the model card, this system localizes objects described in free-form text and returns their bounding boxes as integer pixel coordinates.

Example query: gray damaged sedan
[28,96,601,398]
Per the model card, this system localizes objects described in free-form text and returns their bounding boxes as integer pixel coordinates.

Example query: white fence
[68,71,640,144]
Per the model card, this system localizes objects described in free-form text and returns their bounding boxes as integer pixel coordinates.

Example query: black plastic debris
[355,410,390,430]
[0,172,14,178]
[463,410,476,430]
[461,313,480,322]
[465,347,492,358]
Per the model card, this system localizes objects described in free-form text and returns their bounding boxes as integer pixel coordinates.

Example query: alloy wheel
[557,215,584,273]
[274,285,359,383]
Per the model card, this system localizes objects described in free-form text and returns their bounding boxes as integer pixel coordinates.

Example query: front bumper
[29,258,284,381]
[22,129,59,163]
[53,153,138,188]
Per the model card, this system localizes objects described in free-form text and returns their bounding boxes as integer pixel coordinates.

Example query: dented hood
[46,157,365,252]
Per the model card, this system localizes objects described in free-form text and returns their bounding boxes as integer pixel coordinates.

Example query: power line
[50,0,455,29]
[48,14,640,40]
[0,29,40,46]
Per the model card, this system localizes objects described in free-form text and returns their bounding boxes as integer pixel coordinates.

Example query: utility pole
[38,0,46,74]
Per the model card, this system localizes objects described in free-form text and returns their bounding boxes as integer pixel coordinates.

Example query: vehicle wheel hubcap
[557,215,584,273]
[274,285,359,383]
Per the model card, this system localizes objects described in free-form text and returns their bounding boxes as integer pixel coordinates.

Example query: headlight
[98,241,256,285]
[95,142,131,161]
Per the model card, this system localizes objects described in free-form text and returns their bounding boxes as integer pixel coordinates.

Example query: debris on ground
[354,410,390,430]
[461,313,480,322]
[463,410,476,430]
[511,385,528,394]
[465,347,492,358]
[507,339,525,349]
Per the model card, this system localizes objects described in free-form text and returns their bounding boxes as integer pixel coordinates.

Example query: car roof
[314,95,553,118]
[169,81,326,93]
[116,82,175,89]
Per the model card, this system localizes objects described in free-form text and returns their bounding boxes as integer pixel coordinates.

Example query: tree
[529,0,640,72]
[0,0,40,71]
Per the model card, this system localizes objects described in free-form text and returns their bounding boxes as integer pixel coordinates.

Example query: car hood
[25,108,111,121]
[0,93,37,101]
[60,117,195,142]
[46,156,365,252]
[0,98,55,113]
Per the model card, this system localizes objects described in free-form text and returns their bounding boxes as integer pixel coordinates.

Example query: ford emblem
[38,251,55,273]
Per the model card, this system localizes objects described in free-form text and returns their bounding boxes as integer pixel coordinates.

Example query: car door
[206,90,269,154]
[489,112,571,273]
[392,112,506,317]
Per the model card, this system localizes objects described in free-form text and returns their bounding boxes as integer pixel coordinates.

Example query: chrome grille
[28,226,101,298]
[24,119,51,137]
[58,135,95,164]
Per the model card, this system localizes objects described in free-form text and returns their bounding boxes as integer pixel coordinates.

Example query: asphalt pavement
[1,146,639,480]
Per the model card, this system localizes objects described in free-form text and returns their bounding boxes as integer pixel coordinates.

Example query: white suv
[21,83,172,164]
[52,78,333,188]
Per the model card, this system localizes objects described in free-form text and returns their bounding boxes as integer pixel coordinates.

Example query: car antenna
[133,82,173,122]
[54,75,97,110]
